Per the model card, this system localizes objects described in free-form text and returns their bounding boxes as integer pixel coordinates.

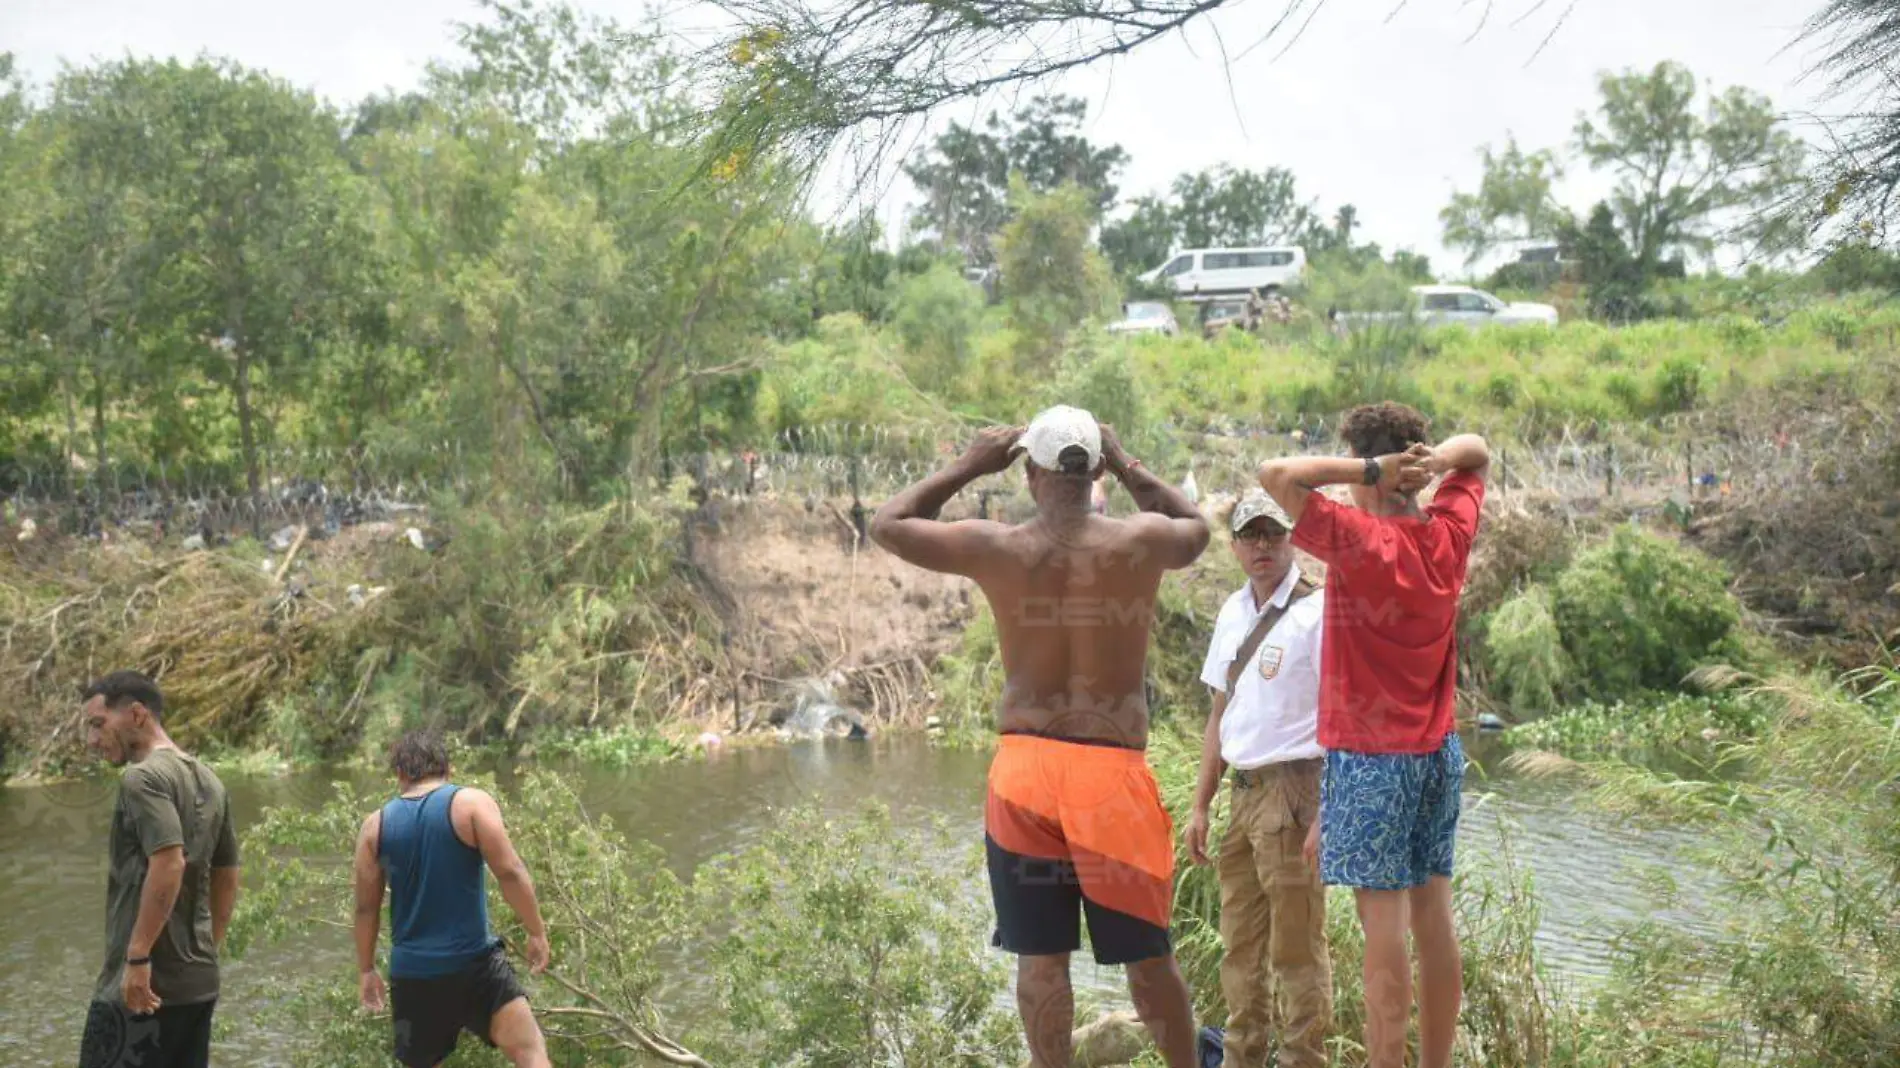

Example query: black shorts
[80,997,215,1068]
[390,946,528,1068]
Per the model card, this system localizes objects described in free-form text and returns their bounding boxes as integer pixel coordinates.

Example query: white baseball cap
[1017,405,1102,473]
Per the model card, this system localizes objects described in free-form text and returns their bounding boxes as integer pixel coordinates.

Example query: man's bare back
[868,419,1206,747]
[976,513,1183,746]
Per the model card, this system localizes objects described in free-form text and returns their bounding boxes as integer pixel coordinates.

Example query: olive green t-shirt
[94,748,239,1005]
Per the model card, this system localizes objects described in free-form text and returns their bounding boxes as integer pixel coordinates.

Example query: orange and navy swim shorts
[984,730,1175,965]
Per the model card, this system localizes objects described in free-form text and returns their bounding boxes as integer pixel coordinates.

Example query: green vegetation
[232,772,1019,1067]
[1544,528,1744,699]
[1481,586,1572,719]
[6,2,1899,1064]
[226,663,1897,1067]
[1509,691,1771,758]
[1,492,725,776]
[1507,664,1900,1067]
[754,287,1900,452]
[694,806,1018,1066]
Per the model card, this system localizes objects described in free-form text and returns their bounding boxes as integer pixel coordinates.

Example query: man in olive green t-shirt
[79,671,241,1068]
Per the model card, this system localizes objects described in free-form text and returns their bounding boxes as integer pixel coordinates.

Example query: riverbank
[0,730,1729,1067]
[9,353,1900,784]
[0,491,979,781]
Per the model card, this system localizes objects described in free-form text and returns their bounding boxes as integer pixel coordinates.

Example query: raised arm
[1257,449,1431,523]
[867,426,1017,577]
[463,789,551,975]
[1100,425,1209,568]
[353,810,388,1012]
[1422,433,1490,480]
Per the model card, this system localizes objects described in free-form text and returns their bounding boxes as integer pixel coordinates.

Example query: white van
[1139,246,1307,299]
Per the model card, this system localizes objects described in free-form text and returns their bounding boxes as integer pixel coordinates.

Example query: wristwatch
[1362,457,1382,486]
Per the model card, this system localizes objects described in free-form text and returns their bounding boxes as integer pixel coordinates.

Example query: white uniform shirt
[1198,564,1326,769]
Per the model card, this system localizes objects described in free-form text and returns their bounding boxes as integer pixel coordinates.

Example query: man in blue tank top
[351,730,553,1067]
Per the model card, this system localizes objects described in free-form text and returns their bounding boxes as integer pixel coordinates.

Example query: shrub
[891,264,985,395]
[1601,371,1644,417]
[1712,314,1767,357]
[1648,356,1703,415]
[232,774,1020,1067]
[1508,690,1770,757]
[691,802,1020,1067]
[1324,321,1430,412]
[1482,585,1572,720]
[1794,304,1860,351]
[928,604,1003,748]
[1482,370,1521,410]
[760,315,946,432]
[1044,332,1177,468]
[995,179,1118,361]
[1550,529,1742,701]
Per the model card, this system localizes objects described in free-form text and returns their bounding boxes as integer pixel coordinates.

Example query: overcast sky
[4,0,1835,276]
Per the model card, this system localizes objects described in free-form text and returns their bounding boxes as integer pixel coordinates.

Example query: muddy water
[0,734,1719,1066]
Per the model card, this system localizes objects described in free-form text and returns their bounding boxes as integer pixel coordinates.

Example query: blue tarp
[1197,1025,1225,1067]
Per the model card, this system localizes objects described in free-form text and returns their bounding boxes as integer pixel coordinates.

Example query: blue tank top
[379,784,497,978]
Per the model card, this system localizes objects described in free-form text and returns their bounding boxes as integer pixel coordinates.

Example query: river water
[0,734,1719,1066]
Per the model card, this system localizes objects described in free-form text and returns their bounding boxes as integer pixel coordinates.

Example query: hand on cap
[960,425,1023,476]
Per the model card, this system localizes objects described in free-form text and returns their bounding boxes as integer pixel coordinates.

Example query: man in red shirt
[1256,402,1489,1068]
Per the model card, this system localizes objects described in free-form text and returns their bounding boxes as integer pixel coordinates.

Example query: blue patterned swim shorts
[1318,732,1464,890]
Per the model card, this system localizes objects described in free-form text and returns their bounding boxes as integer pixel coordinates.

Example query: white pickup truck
[1336,285,1559,330]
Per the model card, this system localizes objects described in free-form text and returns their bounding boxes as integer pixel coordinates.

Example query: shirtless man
[869,405,1210,1068]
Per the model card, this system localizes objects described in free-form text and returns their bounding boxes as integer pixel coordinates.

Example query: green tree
[1809,240,1900,294]
[347,0,803,489]
[994,179,1117,361]
[7,62,178,507]
[903,94,1128,265]
[803,211,896,322]
[0,57,51,478]
[1560,202,1651,321]
[1574,61,1807,271]
[1440,136,1570,265]
[92,59,376,520]
[1798,0,1900,246]
[891,263,984,395]
[1168,163,1317,249]
[1098,195,1178,279]
[1100,165,1319,279]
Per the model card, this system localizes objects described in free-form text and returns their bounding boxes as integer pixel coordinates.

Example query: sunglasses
[1234,526,1289,546]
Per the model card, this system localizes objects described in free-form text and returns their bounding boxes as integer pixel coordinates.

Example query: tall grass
[759,295,1900,453]
[1147,725,1578,1067]
[1512,664,1900,1067]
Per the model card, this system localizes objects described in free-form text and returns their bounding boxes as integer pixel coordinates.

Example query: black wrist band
[1362,457,1381,486]
[125,956,151,966]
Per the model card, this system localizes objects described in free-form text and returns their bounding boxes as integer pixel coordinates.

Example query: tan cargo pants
[1218,758,1333,1068]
